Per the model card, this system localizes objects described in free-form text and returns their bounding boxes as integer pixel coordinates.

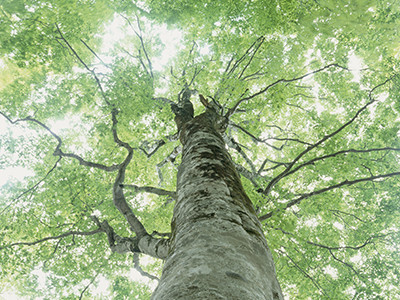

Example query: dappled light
[1,0,400,299]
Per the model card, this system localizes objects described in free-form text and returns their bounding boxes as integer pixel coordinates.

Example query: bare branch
[258,158,289,174]
[92,216,139,254]
[56,151,121,171]
[80,38,110,68]
[139,139,166,158]
[1,157,61,215]
[112,150,148,236]
[91,217,169,259]
[329,209,366,223]
[328,249,360,276]
[238,36,265,79]
[1,112,121,173]
[230,122,277,146]
[156,146,181,185]
[226,36,265,78]
[119,14,153,78]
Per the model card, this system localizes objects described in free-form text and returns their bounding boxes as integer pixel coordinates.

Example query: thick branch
[55,150,121,171]
[139,139,166,158]
[113,150,148,237]
[92,217,169,259]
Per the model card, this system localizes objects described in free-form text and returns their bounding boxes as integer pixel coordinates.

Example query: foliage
[1,0,400,299]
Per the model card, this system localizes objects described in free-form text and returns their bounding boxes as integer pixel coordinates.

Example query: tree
[1,0,400,298]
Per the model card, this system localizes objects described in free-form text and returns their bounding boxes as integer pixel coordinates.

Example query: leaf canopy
[1,0,400,299]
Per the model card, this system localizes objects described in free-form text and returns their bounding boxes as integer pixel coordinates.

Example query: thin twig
[226,63,347,118]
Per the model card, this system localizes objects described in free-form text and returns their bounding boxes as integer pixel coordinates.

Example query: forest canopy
[1,0,400,299]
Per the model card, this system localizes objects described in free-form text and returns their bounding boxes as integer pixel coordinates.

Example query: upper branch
[0,228,102,250]
[262,77,393,196]
[259,171,400,221]
[0,157,61,215]
[120,13,153,78]
[55,24,110,105]
[278,147,400,180]
[1,112,121,172]
[226,63,347,119]
[111,109,133,150]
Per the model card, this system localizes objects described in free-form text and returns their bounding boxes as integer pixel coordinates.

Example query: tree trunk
[152,105,283,299]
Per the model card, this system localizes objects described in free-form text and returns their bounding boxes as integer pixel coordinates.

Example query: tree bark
[152,105,283,299]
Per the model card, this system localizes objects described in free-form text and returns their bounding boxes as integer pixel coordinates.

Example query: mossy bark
[152,104,283,299]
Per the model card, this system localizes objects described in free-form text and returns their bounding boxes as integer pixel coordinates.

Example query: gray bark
[152,106,283,299]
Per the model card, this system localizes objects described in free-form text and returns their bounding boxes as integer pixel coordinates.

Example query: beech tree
[1,0,400,299]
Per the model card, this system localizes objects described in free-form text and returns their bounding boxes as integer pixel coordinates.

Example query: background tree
[1,0,400,298]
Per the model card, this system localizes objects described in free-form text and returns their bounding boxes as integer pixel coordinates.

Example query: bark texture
[152,108,283,299]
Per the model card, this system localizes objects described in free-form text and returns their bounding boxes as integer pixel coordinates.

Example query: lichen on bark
[151,94,283,299]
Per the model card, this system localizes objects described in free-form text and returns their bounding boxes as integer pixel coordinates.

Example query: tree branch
[0,228,102,250]
[277,248,327,296]
[1,112,121,172]
[262,77,393,196]
[259,171,400,221]
[156,146,180,185]
[119,13,153,78]
[226,63,347,118]
[79,272,100,300]
[55,23,110,105]
[238,36,265,79]
[224,134,257,174]
[121,184,176,199]
[280,147,400,181]
[0,157,61,215]
[133,253,159,281]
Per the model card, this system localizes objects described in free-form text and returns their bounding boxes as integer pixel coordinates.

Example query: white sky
[100,14,182,71]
